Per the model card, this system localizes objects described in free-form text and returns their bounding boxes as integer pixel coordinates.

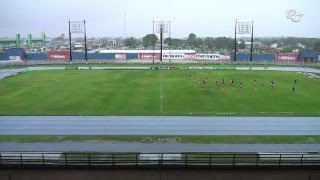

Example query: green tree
[164,38,185,49]
[142,34,158,48]
[238,39,246,49]
[164,37,172,47]
[313,40,320,51]
[197,38,204,49]
[204,37,215,51]
[187,33,198,49]
[215,37,233,50]
[124,37,138,48]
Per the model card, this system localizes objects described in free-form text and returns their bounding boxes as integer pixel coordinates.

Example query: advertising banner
[162,54,185,60]
[115,53,126,60]
[47,51,69,60]
[196,54,220,60]
[185,53,196,60]
[138,53,160,59]
[276,54,298,61]
[220,54,231,61]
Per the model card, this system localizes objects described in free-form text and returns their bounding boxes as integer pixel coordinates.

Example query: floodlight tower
[69,20,87,62]
[234,19,237,62]
[153,20,171,62]
[250,21,254,63]
[160,22,163,62]
[68,20,72,61]
[84,19,88,62]
[234,20,254,62]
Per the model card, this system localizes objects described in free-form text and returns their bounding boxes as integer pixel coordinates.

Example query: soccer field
[0,69,319,116]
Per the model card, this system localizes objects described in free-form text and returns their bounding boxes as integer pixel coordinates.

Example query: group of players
[188,74,297,93]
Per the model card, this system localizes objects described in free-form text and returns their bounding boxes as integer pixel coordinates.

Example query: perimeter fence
[1,152,320,169]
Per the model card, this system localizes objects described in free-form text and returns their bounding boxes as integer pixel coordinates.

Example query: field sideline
[0,69,319,116]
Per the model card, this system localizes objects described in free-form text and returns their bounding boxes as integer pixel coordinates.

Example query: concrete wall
[0,169,319,180]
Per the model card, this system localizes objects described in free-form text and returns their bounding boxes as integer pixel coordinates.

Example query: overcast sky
[1,0,319,38]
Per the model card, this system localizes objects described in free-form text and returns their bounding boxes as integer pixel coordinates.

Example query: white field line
[7,90,25,97]
[0,85,37,98]
[257,112,299,114]
[51,77,59,83]
[160,71,163,113]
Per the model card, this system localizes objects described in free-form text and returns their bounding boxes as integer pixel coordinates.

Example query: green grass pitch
[0,69,319,116]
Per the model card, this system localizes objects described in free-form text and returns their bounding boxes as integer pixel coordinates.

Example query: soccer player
[215,80,220,89]
[254,79,257,85]
[292,86,295,93]
[240,82,244,89]
[294,79,297,84]
[222,78,225,84]
[231,79,234,86]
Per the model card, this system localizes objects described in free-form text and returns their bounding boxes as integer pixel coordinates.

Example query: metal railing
[1,152,320,168]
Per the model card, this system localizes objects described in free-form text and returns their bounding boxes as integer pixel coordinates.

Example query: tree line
[124,33,320,53]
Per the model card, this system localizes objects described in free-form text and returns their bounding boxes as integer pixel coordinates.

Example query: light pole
[234,20,254,63]
[250,21,254,63]
[68,20,72,62]
[84,19,88,62]
[153,20,171,63]
[69,20,87,62]
[160,22,163,62]
[234,19,237,62]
